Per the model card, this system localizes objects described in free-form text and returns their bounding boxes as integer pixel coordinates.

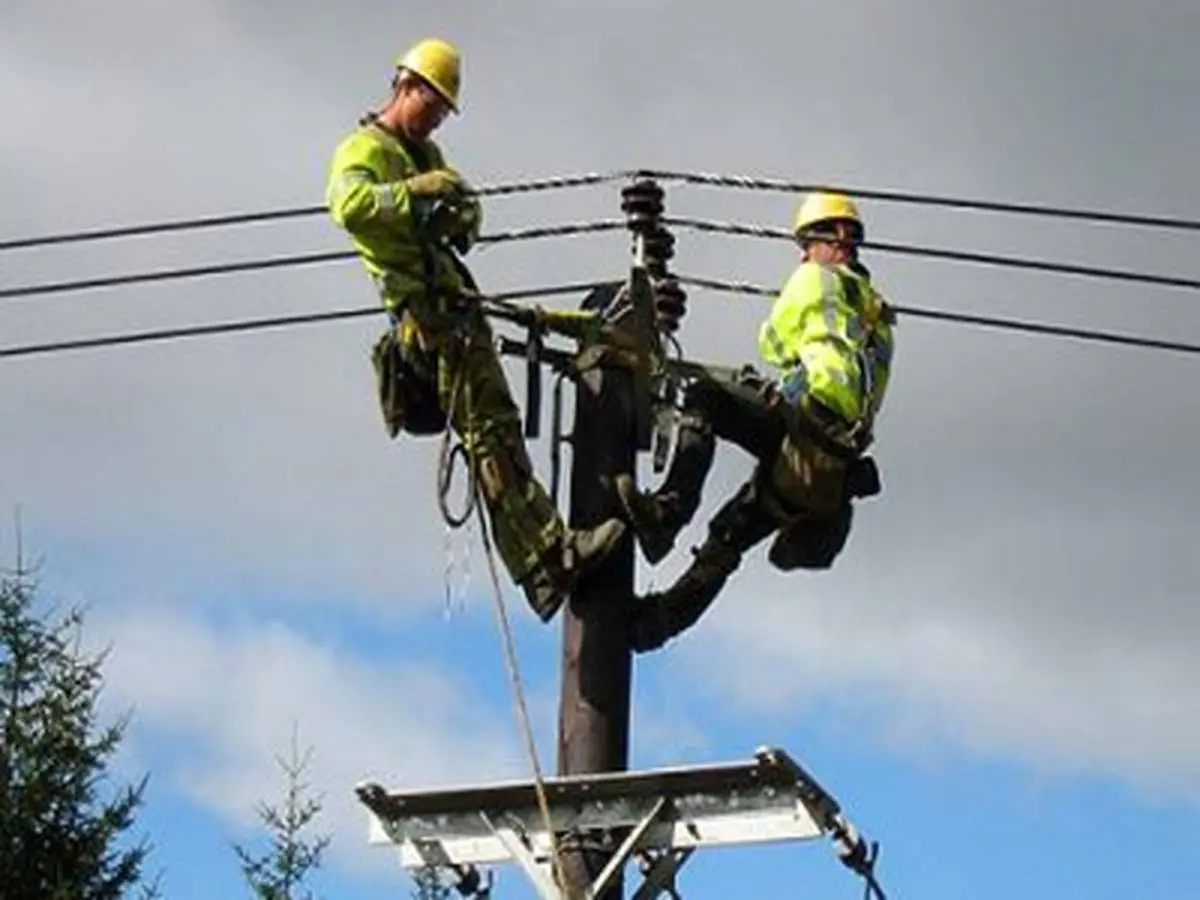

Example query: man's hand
[405,168,464,198]
[448,199,482,254]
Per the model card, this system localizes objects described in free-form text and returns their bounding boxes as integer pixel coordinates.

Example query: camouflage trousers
[399,306,568,585]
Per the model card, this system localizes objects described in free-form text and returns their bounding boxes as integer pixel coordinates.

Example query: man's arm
[433,147,484,252]
[758,262,828,368]
[326,132,419,233]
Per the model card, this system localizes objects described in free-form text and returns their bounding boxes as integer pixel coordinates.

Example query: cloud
[3,0,1200,813]
[87,604,528,881]
[669,487,1200,799]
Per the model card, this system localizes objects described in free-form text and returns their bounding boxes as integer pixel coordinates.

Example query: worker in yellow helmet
[614,191,896,652]
[325,38,626,623]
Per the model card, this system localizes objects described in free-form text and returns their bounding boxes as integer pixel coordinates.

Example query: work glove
[449,198,483,254]
[404,168,464,199]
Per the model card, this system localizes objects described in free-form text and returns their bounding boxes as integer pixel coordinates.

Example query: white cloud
[88,605,528,881]
[3,0,1200,814]
[671,496,1200,800]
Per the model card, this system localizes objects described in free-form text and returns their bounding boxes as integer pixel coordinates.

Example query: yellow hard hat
[793,191,864,241]
[396,37,462,112]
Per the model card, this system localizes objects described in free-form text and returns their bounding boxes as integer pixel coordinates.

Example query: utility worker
[325,38,626,623]
[614,192,896,652]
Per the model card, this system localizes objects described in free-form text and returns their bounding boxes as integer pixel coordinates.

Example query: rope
[437,439,476,529]
[662,215,1200,292]
[674,274,1200,356]
[473,479,566,893]
[436,329,566,893]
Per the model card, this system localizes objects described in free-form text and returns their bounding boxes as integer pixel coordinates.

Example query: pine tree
[410,863,453,900]
[234,724,332,899]
[0,551,158,899]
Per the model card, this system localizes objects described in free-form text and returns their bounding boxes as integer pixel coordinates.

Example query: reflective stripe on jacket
[325,120,481,314]
[757,260,895,434]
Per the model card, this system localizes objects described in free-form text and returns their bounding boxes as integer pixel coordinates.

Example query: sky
[2,0,1199,897]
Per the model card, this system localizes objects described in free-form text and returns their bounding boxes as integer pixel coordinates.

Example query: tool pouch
[845,455,882,499]
[370,327,447,438]
[767,433,847,520]
[767,501,854,572]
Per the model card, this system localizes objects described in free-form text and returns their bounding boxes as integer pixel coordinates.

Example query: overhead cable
[674,274,1200,357]
[0,173,626,252]
[4,168,1198,254]
[0,221,626,302]
[641,169,1200,233]
[4,276,1199,361]
[3,215,1197,303]
[662,216,1200,292]
[0,249,357,300]
[0,280,615,360]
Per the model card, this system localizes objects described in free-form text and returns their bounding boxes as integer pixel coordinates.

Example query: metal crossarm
[355,744,884,899]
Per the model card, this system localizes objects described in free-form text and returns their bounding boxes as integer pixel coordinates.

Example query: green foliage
[0,552,159,899]
[234,725,332,900]
[410,863,453,900]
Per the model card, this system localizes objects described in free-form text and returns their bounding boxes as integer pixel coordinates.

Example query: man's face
[800,221,858,264]
[803,237,852,265]
[397,76,452,140]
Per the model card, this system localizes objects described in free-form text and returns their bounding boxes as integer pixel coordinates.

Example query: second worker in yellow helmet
[324,38,627,624]
[614,191,897,653]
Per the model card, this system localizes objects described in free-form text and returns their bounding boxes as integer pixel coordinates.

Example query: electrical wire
[0,280,616,359]
[0,221,627,302]
[0,171,1196,359]
[674,274,1200,357]
[0,172,626,253]
[4,276,1199,361]
[663,216,1200,292]
[4,215,1196,303]
[640,169,1200,233]
[0,250,356,300]
[4,167,1198,254]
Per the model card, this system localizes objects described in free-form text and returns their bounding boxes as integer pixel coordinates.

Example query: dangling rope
[436,328,566,892]
[437,437,476,529]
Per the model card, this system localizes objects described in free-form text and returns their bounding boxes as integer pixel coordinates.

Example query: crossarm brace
[475,797,675,900]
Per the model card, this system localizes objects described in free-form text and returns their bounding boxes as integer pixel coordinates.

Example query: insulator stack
[620,177,689,334]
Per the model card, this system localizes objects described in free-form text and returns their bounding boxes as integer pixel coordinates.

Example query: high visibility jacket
[757,260,895,439]
[325,118,482,315]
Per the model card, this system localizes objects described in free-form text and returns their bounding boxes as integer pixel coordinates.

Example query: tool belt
[759,386,882,522]
[370,315,447,438]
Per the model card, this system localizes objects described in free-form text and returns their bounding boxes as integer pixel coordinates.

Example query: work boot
[613,474,687,565]
[626,538,742,652]
[520,518,627,623]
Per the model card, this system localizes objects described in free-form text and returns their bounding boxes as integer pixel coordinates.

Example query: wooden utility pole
[555,177,679,900]
[556,356,636,900]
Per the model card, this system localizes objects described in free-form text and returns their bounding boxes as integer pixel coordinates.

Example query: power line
[674,274,1200,357]
[0,250,356,300]
[4,168,1198,254]
[0,280,615,360]
[0,173,626,253]
[4,275,1199,361]
[2,216,1196,303]
[663,216,1200,292]
[0,221,626,302]
[0,306,376,358]
[0,205,327,252]
[642,169,1200,233]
